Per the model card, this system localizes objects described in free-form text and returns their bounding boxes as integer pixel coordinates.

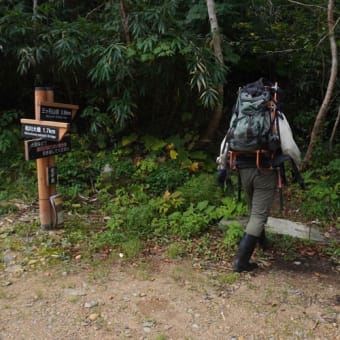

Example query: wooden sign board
[21,119,70,141]
[40,101,79,123]
[24,136,71,161]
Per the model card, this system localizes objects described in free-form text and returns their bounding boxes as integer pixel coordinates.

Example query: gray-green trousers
[239,168,277,237]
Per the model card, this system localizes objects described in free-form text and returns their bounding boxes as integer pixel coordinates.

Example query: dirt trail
[0,254,339,340]
[0,202,339,339]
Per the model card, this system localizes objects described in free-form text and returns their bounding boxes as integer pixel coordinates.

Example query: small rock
[88,313,99,321]
[3,251,17,265]
[28,259,38,265]
[143,327,151,333]
[143,321,154,328]
[64,288,87,296]
[84,301,98,308]
[5,264,23,273]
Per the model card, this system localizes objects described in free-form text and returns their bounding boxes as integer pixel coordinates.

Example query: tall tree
[201,0,224,143]
[33,0,37,15]
[303,0,338,166]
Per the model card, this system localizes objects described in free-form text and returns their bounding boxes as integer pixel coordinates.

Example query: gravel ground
[0,254,339,340]
[0,201,339,339]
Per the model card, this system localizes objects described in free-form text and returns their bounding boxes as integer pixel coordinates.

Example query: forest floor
[0,202,339,340]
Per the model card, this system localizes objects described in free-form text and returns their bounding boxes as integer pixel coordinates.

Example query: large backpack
[216,78,304,209]
[227,78,280,152]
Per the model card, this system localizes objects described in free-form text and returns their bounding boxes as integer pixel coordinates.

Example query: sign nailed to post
[24,135,71,161]
[40,101,78,123]
[21,118,70,141]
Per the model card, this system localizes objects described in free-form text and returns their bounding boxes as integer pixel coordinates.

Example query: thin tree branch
[265,17,340,55]
[86,2,106,19]
[287,0,327,10]
[265,48,305,54]
[317,17,340,47]
[329,106,340,153]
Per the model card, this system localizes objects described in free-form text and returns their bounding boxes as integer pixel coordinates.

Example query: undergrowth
[0,134,339,264]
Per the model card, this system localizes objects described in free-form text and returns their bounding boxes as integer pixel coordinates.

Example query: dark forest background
[0,0,339,159]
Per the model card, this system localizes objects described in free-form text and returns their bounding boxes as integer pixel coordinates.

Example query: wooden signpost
[20,87,78,229]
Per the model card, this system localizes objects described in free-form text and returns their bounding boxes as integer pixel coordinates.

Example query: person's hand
[217,169,227,186]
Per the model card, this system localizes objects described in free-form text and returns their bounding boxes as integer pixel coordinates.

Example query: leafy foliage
[223,221,244,250]
[296,159,340,221]
[0,1,339,260]
[0,110,21,154]
[0,130,338,265]
[0,0,237,146]
[1,0,339,156]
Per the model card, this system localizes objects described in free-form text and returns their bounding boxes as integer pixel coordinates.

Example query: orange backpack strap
[228,150,275,171]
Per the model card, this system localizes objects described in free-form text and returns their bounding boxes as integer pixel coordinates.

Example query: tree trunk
[119,0,131,43]
[201,0,224,144]
[33,0,38,15]
[303,0,338,166]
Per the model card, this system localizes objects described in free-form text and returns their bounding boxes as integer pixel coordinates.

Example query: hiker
[216,78,304,273]
[232,155,277,272]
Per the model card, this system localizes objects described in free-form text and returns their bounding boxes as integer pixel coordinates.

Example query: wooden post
[45,91,57,197]
[35,87,54,229]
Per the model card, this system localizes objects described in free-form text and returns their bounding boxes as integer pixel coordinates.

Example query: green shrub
[125,204,158,236]
[145,162,191,195]
[177,173,224,207]
[152,191,185,215]
[297,159,340,221]
[0,111,21,154]
[120,238,143,258]
[167,242,187,259]
[223,221,244,250]
[0,204,18,216]
[153,201,217,239]
[57,150,100,188]
[216,196,248,220]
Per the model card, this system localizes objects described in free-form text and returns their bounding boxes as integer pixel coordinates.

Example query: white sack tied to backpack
[278,112,301,167]
[216,135,228,170]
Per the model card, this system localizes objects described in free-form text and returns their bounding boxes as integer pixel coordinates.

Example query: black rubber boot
[233,233,259,273]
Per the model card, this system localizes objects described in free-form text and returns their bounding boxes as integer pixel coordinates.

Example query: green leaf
[121,134,138,146]
[196,200,209,211]
[141,135,167,151]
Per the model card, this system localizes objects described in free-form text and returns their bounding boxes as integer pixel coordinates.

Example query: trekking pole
[237,171,242,202]
[277,167,283,212]
[267,82,279,136]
